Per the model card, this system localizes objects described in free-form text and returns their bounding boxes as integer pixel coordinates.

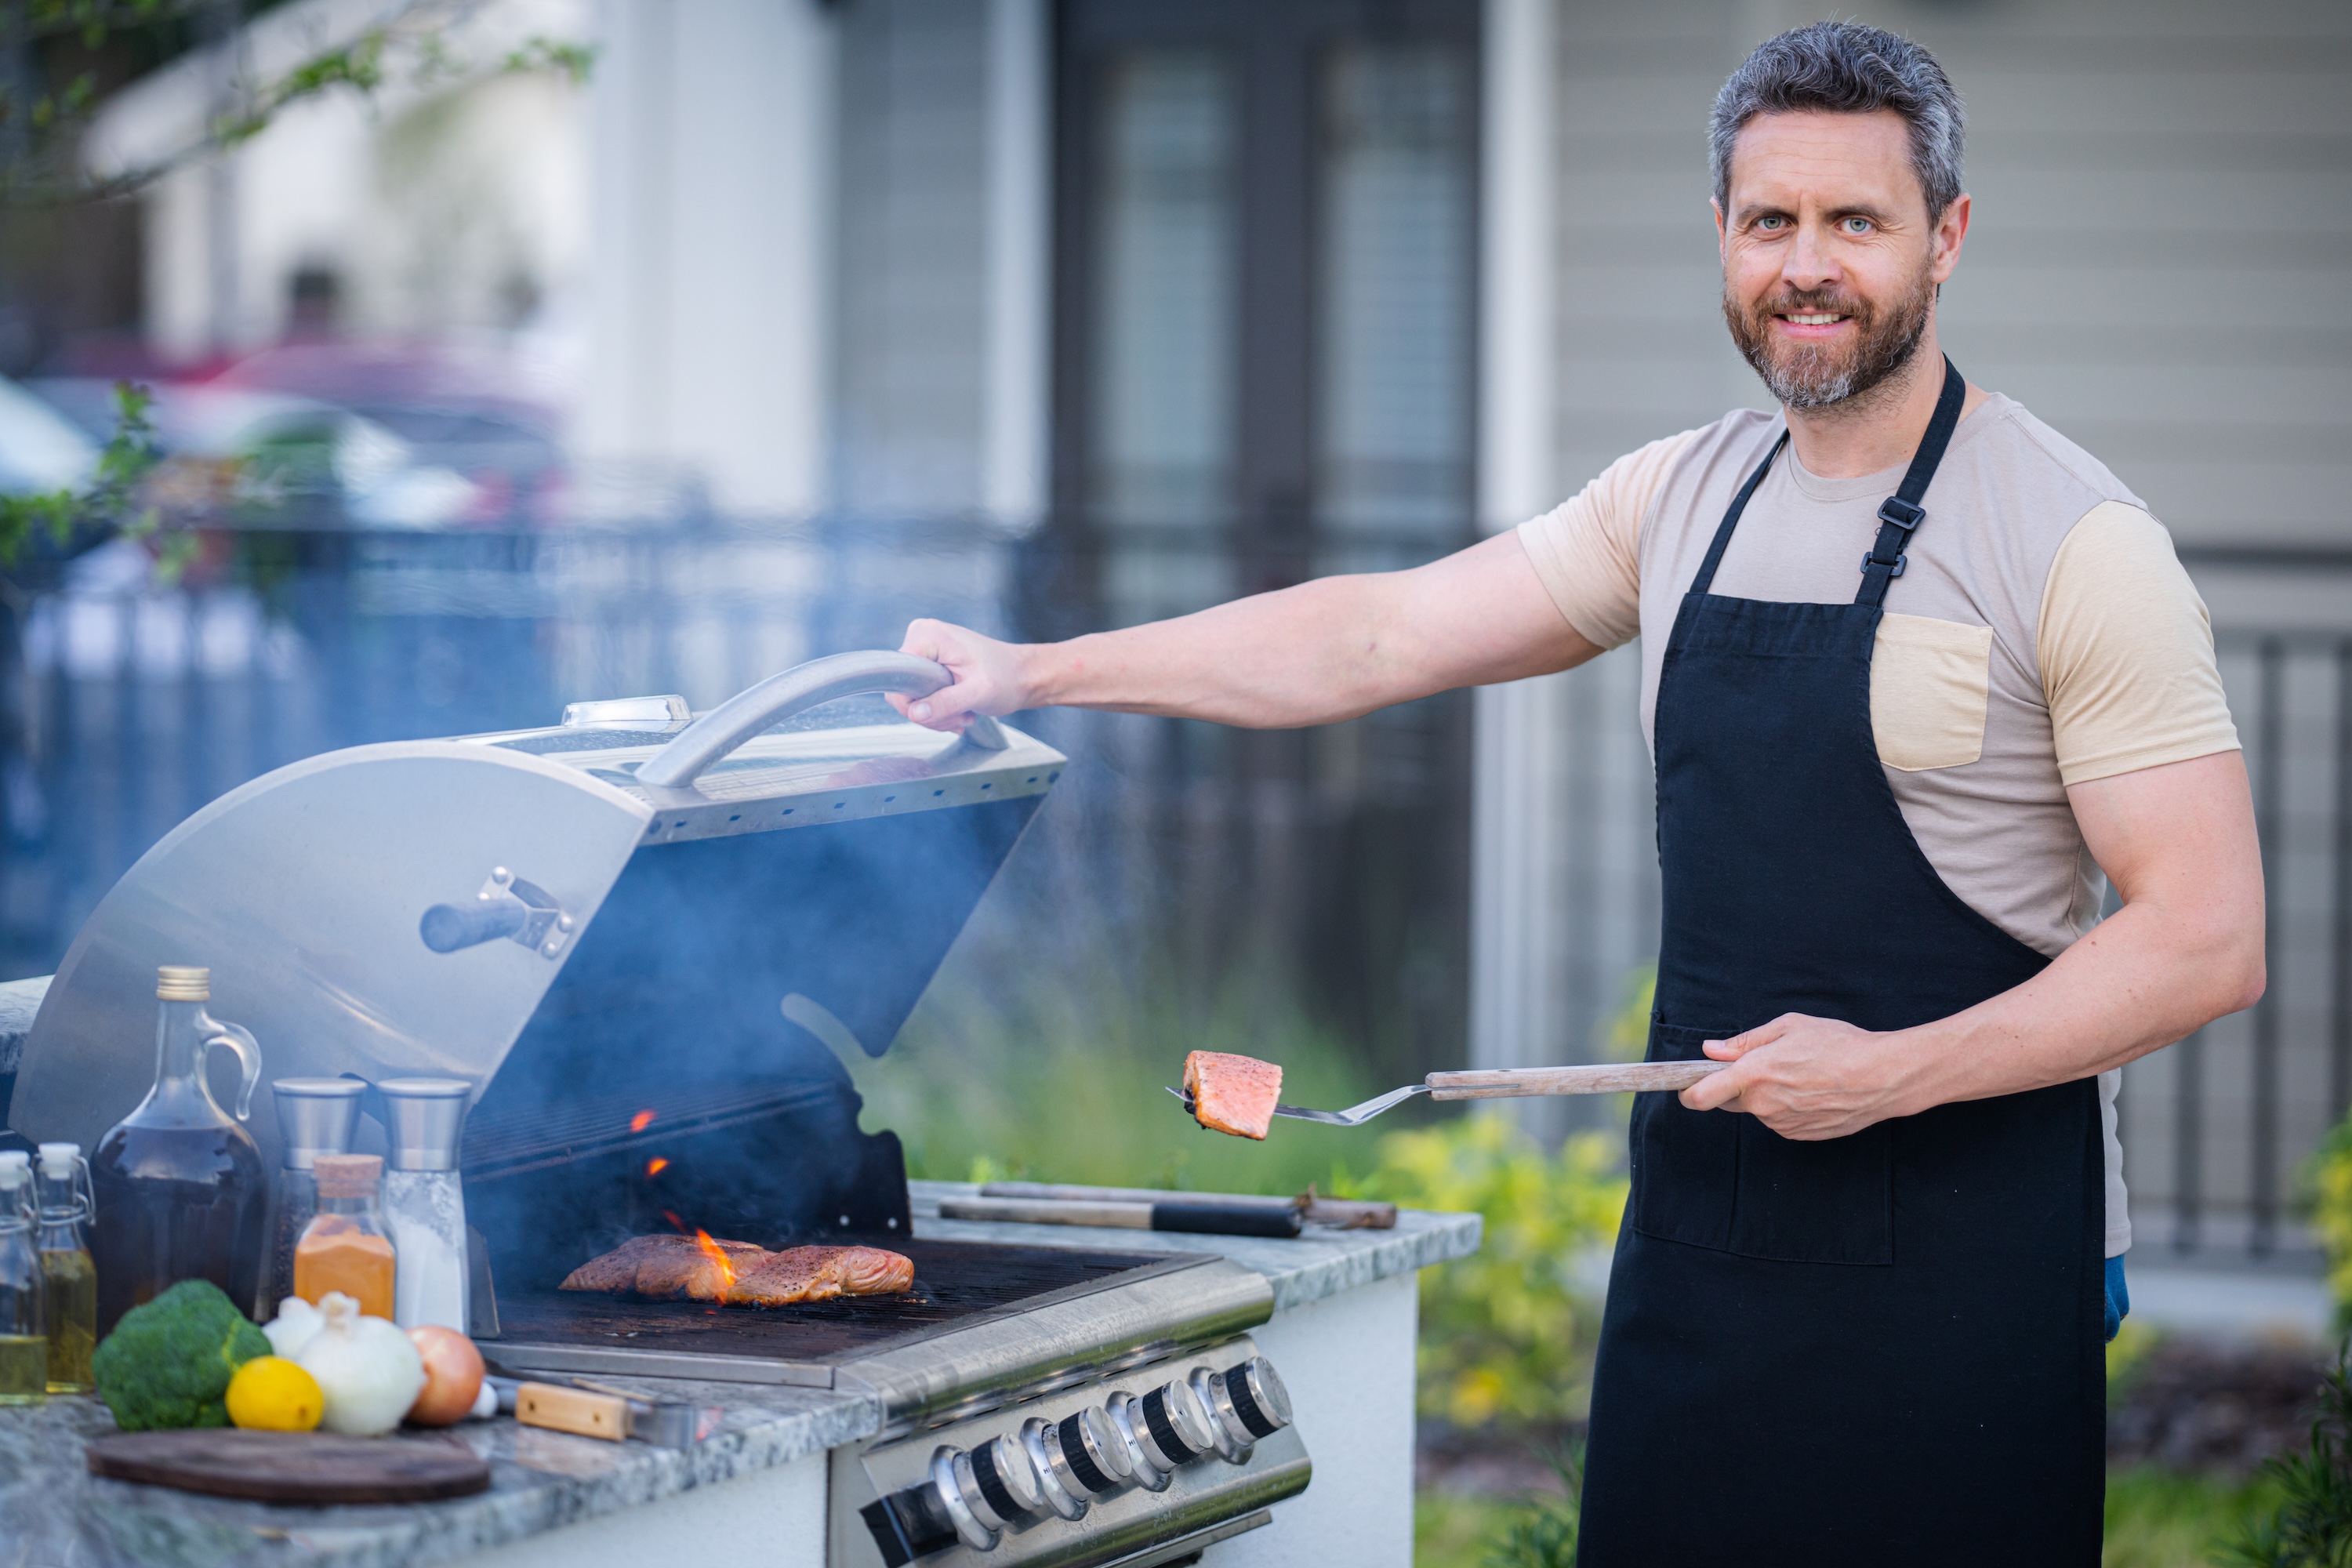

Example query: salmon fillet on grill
[734,1245,916,1305]
[1183,1050,1283,1140]
[559,1236,914,1305]
[559,1232,764,1297]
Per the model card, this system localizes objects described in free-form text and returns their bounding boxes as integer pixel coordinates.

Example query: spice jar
[260,1078,365,1323]
[377,1079,471,1333]
[294,1154,395,1319]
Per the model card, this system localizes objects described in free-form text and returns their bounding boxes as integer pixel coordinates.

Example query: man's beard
[1723,264,1936,411]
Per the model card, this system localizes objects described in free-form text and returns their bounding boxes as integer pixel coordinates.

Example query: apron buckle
[1861,550,1907,578]
[1876,496,1926,532]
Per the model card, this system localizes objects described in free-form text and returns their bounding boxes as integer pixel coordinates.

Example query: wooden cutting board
[86,1429,492,1504]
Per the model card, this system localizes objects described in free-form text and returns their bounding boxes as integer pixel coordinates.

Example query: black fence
[0,517,1473,1090]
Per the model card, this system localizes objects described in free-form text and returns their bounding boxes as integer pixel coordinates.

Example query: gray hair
[1710,23,1965,220]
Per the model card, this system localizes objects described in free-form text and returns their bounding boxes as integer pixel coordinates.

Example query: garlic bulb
[295,1292,426,1436]
[264,1296,325,1361]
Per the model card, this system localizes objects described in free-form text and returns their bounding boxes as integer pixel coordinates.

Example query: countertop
[0,1190,1479,1567]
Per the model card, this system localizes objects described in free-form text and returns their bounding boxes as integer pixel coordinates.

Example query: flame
[645,1157,670,1178]
[629,1109,655,1134]
[694,1229,736,1302]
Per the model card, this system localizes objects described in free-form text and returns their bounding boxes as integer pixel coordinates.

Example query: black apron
[1578,360,2106,1566]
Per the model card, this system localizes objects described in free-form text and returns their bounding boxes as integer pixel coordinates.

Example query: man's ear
[1712,197,1728,260]
[1929,191,1971,284]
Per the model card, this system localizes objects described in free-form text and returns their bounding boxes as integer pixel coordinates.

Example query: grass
[1407,1470,2286,1566]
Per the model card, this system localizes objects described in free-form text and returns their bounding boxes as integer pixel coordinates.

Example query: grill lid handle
[635,651,1007,790]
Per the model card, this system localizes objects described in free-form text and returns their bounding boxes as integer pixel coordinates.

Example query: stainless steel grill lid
[7,653,1064,1167]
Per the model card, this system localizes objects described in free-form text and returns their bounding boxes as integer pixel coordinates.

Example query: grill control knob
[1224,1355,1294,1439]
[1192,1356,1290,1461]
[1105,1390,1171,1491]
[1134,1374,1223,1470]
[964,1432,1047,1527]
[1043,1405,1135,1497]
[928,1446,1001,1552]
[1018,1416,1090,1520]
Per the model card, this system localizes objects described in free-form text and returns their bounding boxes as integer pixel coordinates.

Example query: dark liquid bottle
[90,967,267,1336]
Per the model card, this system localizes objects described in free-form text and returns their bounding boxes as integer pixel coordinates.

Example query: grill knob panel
[1189,1367,1255,1464]
[928,1446,1001,1552]
[1018,1416,1089,1520]
[1105,1390,1171,1491]
[1225,1355,1293,1439]
[1137,1375,1221,1470]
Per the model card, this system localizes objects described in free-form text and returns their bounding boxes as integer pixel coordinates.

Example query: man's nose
[1783,222,1838,291]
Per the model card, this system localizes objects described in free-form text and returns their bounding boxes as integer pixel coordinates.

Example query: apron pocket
[1628,1021,1894,1265]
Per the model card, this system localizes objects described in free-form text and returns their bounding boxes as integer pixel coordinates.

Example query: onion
[296,1292,426,1437]
[263,1296,324,1361]
[405,1325,485,1427]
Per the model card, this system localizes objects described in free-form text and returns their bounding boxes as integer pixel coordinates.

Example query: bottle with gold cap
[89,966,267,1337]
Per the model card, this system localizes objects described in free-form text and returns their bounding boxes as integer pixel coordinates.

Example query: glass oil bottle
[89,965,267,1335]
[0,1151,44,1405]
[35,1143,97,1393]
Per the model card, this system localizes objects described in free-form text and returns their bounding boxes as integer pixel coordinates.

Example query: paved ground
[2126,1261,2334,1345]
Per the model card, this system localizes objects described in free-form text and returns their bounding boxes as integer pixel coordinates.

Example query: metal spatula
[1169,1060,1730,1129]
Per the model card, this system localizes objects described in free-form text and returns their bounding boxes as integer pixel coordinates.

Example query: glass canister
[259,1079,365,1324]
[294,1154,395,1319]
[0,1152,42,1404]
[89,966,267,1335]
[377,1079,472,1332]
[33,1143,96,1393]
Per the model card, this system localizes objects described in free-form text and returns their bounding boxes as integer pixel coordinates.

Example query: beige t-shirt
[1518,394,2240,1258]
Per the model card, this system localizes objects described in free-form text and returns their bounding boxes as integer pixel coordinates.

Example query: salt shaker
[377,1079,472,1332]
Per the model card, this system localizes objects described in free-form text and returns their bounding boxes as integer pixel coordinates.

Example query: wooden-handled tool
[1171,1059,1729,1128]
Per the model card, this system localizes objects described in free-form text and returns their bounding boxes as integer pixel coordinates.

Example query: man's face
[1715,109,1969,409]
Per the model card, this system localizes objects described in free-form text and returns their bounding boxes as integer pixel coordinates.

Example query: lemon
[226,1356,325,1432]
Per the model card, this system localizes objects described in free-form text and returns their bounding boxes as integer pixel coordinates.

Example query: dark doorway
[1032,0,1482,1079]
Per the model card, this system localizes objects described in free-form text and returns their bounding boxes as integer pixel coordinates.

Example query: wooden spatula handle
[1426,1061,1728,1099]
[516,1383,630,1442]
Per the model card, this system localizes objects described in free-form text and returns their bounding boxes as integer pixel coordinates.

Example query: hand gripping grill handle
[634,651,1007,790]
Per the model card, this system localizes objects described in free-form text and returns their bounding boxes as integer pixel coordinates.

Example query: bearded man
[891,23,2262,1563]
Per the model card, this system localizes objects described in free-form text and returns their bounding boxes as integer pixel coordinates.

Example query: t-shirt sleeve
[1514,429,1700,650]
[2038,501,2240,788]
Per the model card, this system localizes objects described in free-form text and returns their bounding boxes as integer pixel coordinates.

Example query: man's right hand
[893,618,1030,733]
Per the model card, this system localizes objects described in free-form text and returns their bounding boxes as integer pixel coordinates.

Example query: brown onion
[405,1325,486,1426]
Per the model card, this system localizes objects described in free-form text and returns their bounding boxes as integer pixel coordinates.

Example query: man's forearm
[1882,891,2265,1116]
[1010,533,1599,728]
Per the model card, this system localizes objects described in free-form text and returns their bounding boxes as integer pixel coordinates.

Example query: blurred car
[27,376,482,529]
[0,375,100,495]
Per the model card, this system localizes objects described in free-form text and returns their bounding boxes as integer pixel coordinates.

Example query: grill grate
[491,1238,1175,1366]
[462,1078,844,1179]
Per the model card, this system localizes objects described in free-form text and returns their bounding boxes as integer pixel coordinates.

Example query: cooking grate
[491,1238,1178,1366]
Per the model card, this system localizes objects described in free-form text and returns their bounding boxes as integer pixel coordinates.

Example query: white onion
[296,1292,426,1436]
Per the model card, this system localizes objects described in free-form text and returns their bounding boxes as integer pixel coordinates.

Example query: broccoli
[90,1279,271,1431]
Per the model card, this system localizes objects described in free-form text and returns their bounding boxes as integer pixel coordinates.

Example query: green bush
[2222,1343,2352,1567]
[2312,1120,2352,1332]
[1343,1113,1626,1428]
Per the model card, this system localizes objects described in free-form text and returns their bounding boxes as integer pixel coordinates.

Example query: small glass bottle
[294,1154,396,1319]
[34,1143,96,1394]
[89,965,267,1335]
[0,1151,45,1406]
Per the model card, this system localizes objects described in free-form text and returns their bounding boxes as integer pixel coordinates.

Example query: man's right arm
[897,529,1604,732]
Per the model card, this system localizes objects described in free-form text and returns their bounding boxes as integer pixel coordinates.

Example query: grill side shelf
[836,1255,1274,1436]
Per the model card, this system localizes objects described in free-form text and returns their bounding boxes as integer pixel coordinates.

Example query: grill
[7,652,1314,1568]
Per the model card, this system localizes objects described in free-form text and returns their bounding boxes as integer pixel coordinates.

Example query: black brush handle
[1149,1202,1303,1239]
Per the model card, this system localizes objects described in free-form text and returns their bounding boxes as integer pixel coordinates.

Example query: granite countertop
[0,1195,1480,1568]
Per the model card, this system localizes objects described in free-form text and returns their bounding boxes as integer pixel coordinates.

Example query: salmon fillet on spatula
[1182,1051,1283,1140]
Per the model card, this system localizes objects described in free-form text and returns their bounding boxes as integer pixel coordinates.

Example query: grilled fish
[560,1235,914,1306]
[1182,1050,1283,1141]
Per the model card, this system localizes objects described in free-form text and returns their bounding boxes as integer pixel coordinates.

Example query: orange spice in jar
[293,1154,395,1319]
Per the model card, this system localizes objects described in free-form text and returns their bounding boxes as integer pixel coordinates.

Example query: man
[894,22,2262,1563]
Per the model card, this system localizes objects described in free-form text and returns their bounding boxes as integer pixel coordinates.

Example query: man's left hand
[1679,1015,1918,1141]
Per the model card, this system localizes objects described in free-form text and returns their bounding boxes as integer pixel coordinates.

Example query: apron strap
[1686,430,1790,597]
[1854,356,1967,608]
